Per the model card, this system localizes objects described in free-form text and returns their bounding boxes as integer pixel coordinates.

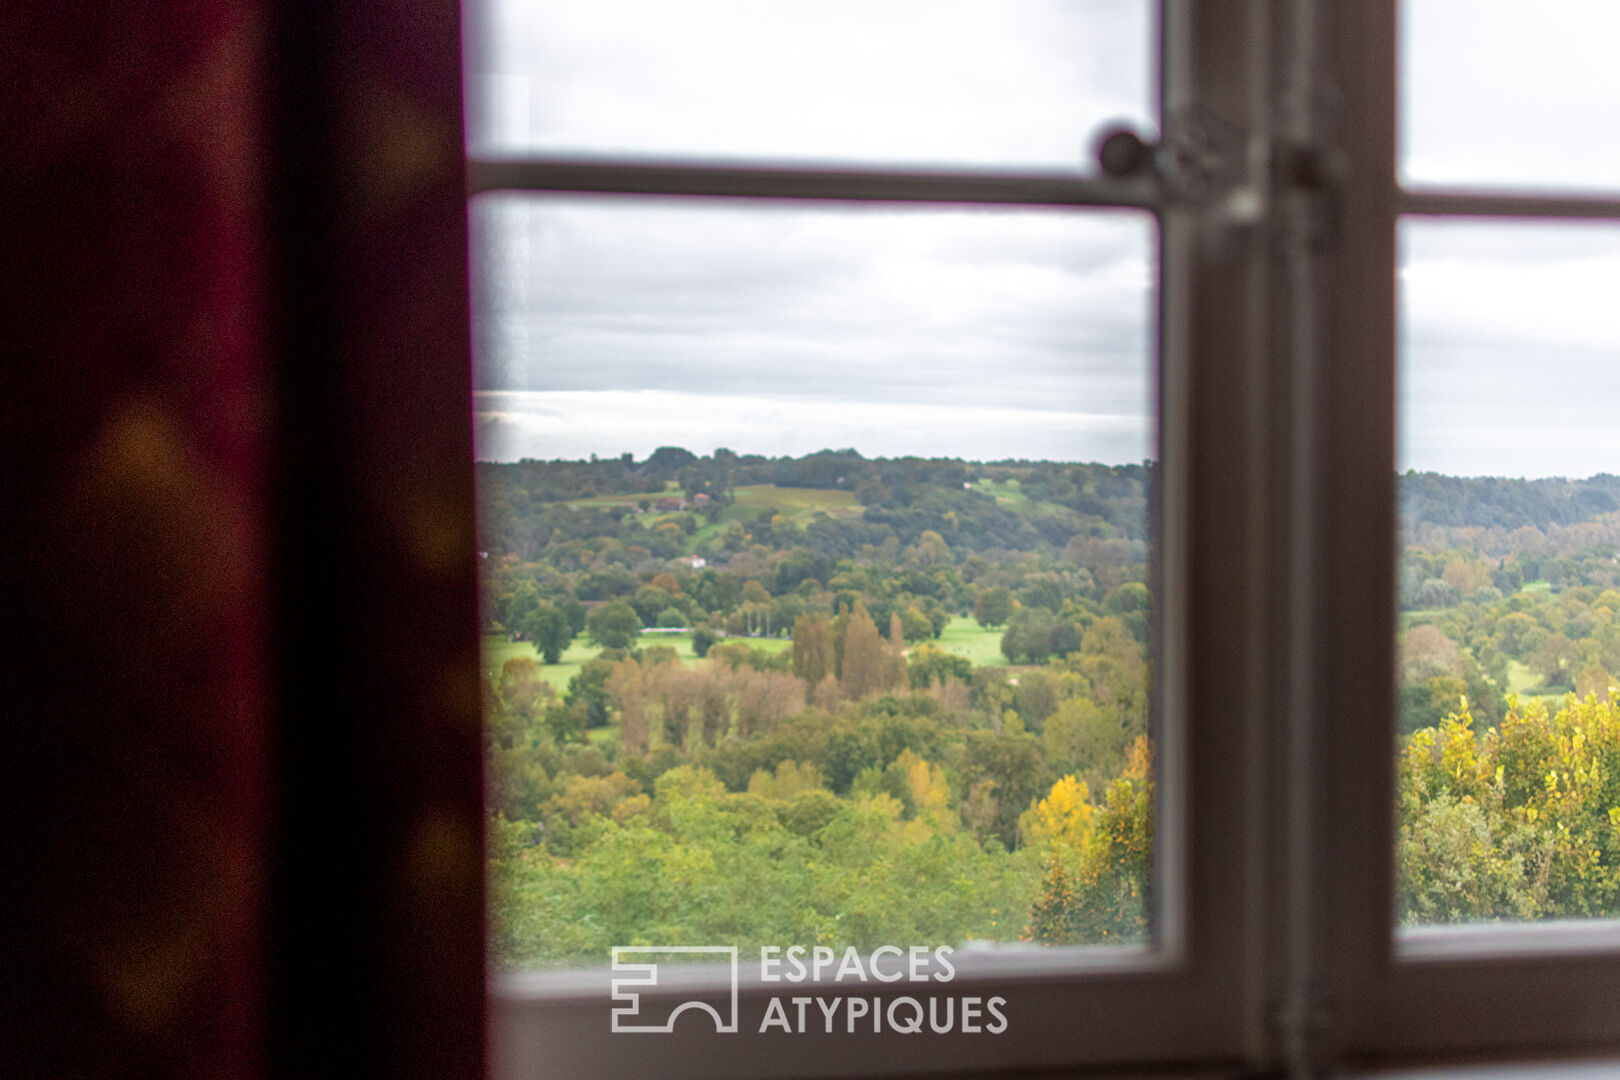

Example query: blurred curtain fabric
[3,2,483,1078]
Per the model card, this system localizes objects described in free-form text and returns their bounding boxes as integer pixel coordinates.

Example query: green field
[548,483,677,509]
[969,476,1083,520]
[483,630,792,693]
[722,484,861,522]
[483,620,1003,696]
[933,615,1011,666]
[972,477,1030,508]
[482,635,598,694]
[663,484,866,554]
[1504,658,1568,706]
[1398,609,1451,627]
[539,484,865,557]
[544,483,858,519]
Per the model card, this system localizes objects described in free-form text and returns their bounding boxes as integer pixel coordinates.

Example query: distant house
[693,492,711,505]
[655,497,684,512]
[688,555,707,569]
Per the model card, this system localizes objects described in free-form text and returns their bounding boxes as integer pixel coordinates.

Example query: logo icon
[610,946,740,1033]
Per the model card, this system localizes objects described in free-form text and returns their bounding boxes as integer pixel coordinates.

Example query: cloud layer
[466,0,1154,168]
[471,197,1156,463]
[466,0,1620,478]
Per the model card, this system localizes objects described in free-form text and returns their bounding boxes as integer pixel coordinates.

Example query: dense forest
[482,451,1620,969]
[1395,471,1620,923]
[482,448,1153,968]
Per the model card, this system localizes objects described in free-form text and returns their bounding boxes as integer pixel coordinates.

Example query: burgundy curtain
[5,3,484,1078]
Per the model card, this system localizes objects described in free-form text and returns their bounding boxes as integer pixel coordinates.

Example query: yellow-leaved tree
[1024,736,1153,944]
[1397,692,1620,923]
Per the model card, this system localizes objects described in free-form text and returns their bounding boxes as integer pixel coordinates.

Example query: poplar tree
[791,611,835,688]
[839,601,887,701]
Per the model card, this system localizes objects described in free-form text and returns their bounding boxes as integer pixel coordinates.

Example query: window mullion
[1158,0,1280,1069]
[1303,0,1403,1067]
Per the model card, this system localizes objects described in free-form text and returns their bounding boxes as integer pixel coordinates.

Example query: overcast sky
[464,0,1620,479]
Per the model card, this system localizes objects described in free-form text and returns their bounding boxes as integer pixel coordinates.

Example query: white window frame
[1317,8,1620,1071]
[468,2,1620,1076]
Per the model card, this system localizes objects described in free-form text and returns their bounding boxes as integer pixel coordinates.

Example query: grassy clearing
[1398,610,1453,629]
[548,486,672,508]
[1503,658,1568,707]
[972,477,1028,508]
[482,635,597,694]
[933,615,1010,666]
[1505,659,1540,696]
[685,521,722,552]
[968,477,1081,519]
[639,630,794,660]
[482,631,794,694]
[718,633,793,654]
[542,483,859,520]
[537,484,863,551]
[723,484,861,525]
[554,493,644,507]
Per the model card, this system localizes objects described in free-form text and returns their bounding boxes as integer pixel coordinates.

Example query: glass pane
[1401,0,1620,191]
[465,0,1155,171]
[1397,217,1620,928]
[472,195,1160,971]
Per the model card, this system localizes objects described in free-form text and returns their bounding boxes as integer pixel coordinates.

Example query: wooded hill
[477,447,1149,567]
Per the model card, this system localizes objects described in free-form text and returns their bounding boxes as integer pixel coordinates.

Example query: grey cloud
[1402,0,1620,190]
[466,0,1153,167]
[471,197,1154,425]
[1400,215,1620,476]
[467,0,1620,477]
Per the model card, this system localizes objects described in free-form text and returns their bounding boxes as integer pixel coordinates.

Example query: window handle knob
[1096,126,1155,179]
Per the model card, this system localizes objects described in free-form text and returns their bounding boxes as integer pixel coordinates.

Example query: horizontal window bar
[1397,919,1620,962]
[1399,188,1620,221]
[467,155,1162,209]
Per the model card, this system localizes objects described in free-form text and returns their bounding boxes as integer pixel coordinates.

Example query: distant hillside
[476,448,1150,564]
[1401,472,1620,531]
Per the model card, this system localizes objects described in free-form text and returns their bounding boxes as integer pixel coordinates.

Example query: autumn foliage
[1023,737,1153,944]
[1398,692,1620,922]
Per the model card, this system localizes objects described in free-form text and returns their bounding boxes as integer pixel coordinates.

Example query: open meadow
[483,629,793,693]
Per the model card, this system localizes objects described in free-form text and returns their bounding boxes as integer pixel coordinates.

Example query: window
[465,2,1620,1076]
[1333,0,1620,1064]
